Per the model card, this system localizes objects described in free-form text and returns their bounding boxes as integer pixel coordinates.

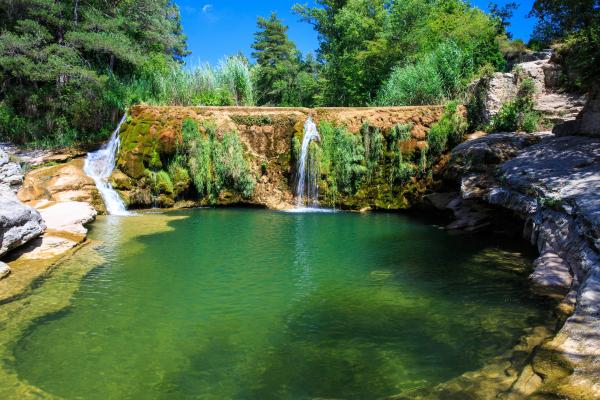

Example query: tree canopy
[0,0,188,145]
[293,0,505,106]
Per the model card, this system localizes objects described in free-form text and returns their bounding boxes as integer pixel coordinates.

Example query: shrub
[427,102,467,157]
[376,41,474,106]
[490,78,540,133]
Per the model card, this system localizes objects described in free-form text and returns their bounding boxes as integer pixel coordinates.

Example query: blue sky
[175,0,536,65]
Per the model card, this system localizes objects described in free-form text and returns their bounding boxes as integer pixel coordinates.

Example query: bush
[490,78,540,133]
[376,41,474,106]
[427,102,467,157]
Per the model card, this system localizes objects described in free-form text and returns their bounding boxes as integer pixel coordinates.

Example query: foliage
[181,119,255,202]
[490,79,541,133]
[427,102,468,157]
[489,2,519,39]
[123,55,254,107]
[0,0,188,146]
[376,41,475,106]
[317,122,366,197]
[361,123,384,181]
[294,0,504,106]
[251,13,321,107]
[148,170,174,196]
[529,0,599,91]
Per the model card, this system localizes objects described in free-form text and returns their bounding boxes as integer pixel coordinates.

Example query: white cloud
[202,4,213,13]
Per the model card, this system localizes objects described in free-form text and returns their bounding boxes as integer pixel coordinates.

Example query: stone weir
[112,105,449,210]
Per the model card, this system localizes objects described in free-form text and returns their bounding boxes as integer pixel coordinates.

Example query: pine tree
[0,0,188,144]
[251,13,302,106]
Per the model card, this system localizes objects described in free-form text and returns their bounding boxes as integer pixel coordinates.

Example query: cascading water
[296,117,321,208]
[84,114,130,216]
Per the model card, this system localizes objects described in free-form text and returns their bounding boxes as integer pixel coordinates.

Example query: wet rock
[0,187,46,257]
[39,201,97,238]
[17,158,105,213]
[0,261,10,280]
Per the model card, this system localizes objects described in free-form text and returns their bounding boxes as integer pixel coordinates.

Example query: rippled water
[11,209,550,399]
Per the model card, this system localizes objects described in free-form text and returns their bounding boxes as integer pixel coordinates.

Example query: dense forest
[0,0,598,147]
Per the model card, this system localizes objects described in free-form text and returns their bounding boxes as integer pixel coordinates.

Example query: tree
[489,2,519,39]
[251,13,302,106]
[0,0,188,145]
[294,0,504,106]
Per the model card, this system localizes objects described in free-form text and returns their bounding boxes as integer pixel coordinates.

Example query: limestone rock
[0,149,23,191]
[472,52,586,125]
[18,158,105,213]
[0,261,10,280]
[447,132,550,180]
[0,187,46,257]
[39,201,97,238]
[554,86,600,138]
[530,251,572,298]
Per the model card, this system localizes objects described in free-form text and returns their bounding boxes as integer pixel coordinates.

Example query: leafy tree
[0,0,188,145]
[251,13,302,106]
[489,2,519,39]
[294,0,505,106]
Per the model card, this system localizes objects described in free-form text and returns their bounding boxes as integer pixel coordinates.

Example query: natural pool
[4,209,552,399]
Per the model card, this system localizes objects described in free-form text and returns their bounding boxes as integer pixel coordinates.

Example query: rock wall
[472,51,587,126]
[445,133,600,398]
[114,105,449,210]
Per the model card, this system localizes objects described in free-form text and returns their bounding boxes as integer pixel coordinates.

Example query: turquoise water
[11,209,550,399]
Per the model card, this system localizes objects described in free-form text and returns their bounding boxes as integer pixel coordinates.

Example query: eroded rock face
[115,105,449,210]
[0,186,46,257]
[447,133,600,397]
[475,54,587,125]
[0,149,23,191]
[554,86,600,138]
[18,158,105,213]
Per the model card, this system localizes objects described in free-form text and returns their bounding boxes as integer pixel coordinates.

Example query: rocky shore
[0,147,98,302]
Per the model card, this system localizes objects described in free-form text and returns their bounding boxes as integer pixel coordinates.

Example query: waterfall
[84,114,130,216]
[296,117,320,208]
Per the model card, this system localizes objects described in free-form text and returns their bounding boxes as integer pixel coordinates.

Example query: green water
[10,209,550,399]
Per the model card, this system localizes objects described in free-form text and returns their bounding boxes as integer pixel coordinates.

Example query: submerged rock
[447,132,600,397]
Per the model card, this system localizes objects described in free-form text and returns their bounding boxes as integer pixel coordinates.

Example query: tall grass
[376,41,474,106]
[181,119,255,202]
[124,56,255,107]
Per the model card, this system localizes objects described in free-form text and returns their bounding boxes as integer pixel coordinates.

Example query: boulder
[17,158,105,213]
[0,187,46,257]
[0,149,23,191]
[0,261,10,280]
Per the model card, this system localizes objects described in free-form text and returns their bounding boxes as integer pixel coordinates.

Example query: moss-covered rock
[115,105,457,210]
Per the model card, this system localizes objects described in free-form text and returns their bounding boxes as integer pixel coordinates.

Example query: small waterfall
[296,117,320,208]
[84,114,130,216]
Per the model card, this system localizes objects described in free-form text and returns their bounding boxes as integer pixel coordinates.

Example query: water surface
[12,209,550,399]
